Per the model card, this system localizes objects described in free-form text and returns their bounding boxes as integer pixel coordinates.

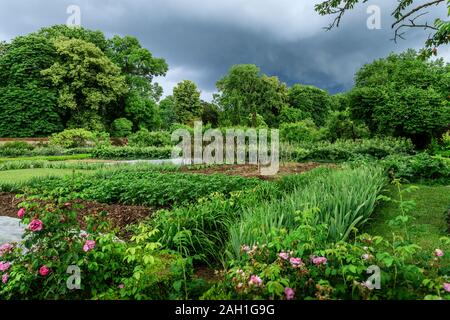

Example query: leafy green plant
[128,129,172,147]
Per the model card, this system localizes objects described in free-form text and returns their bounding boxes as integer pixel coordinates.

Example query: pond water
[0,216,24,244]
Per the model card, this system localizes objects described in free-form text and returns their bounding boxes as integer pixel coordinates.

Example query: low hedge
[91,146,174,160]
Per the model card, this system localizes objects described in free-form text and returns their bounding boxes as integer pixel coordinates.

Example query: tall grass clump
[228,166,387,258]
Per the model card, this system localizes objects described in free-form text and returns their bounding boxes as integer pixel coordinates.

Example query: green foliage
[216,64,288,127]
[91,146,173,160]
[173,80,203,125]
[159,96,177,130]
[128,129,172,147]
[288,84,331,126]
[349,50,450,146]
[278,106,309,124]
[382,153,450,183]
[49,129,110,148]
[229,166,386,250]
[23,171,262,209]
[323,110,370,142]
[280,119,320,143]
[0,141,34,151]
[41,37,128,131]
[0,198,191,300]
[0,34,63,137]
[111,118,133,138]
[283,137,415,162]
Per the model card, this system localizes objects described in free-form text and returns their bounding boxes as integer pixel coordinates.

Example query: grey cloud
[0,0,447,100]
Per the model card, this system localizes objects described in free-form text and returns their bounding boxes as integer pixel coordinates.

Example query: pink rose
[0,262,11,272]
[0,243,13,256]
[435,249,444,257]
[248,275,263,287]
[83,240,96,252]
[17,208,25,219]
[28,219,43,232]
[312,256,328,266]
[444,283,450,293]
[2,274,8,284]
[289,257,304,268]
[279,252,289,260]
[118,284,125,289]
[284,287,295,300]
[39,265,50,276]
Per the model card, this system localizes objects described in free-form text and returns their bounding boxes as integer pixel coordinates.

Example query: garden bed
[0,192,152,232]
[180,162,329,179]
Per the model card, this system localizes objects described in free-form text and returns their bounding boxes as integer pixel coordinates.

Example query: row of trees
[0,25,448,147]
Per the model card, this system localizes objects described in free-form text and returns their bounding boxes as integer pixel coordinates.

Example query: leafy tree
[324,110,369,142]
[111,118,133,137]
[159,95,177,129]
[278,106,309,124]
[0,41,8,57]
[41,37,128,131]
[107,35,168,129]
[349,50,450,146]
[216,64,287,127]
[288,84,332,126]
[201,100,220,127]
[315,0,449,57]
[280,119,320,143]
[125,91,161,130]
[37,25,108,51]
[173,80,203,124]
[0,35,63,137]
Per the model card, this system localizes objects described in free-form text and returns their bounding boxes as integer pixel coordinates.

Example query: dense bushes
[91,146,173,160]
[49,129,110,148]
[283,137,414,162]
[128,129,172,147]
[111,118,133,138]
[382,153,450,183]
[279,119,320,143]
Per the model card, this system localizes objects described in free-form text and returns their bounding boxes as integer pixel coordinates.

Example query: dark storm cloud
[0,0,447,99]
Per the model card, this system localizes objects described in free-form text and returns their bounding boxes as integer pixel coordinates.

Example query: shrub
[128,129,172,147]
[382,153,450,182]
[283,138,415,162]
[323,110,370,142]
[0,199,195,300]
[280,119,320,143]
[91,146,173,160]
[49,129,110,148]
[111,118,133,138]
[0,141,34,151]
[203,220,449,300]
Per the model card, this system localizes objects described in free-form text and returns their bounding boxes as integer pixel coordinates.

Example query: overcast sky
[0,0,448,100]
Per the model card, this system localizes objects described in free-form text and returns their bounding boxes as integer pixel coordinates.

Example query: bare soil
[181,162,330,179]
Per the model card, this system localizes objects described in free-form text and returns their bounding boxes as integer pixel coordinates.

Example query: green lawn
[0,168,88,183]
[369,184,450,254]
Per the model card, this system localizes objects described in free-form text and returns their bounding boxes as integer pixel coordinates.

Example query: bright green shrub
[128,129,172,147]
[382,153,450,182]
[0,141,34,150]
[49,129,110,148]
[91,146,173,160]
[111,118,133,138]
[280,119,320,143]
[324,110,370,142]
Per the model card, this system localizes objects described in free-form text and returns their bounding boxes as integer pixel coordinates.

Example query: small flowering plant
[203,209,450,300]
